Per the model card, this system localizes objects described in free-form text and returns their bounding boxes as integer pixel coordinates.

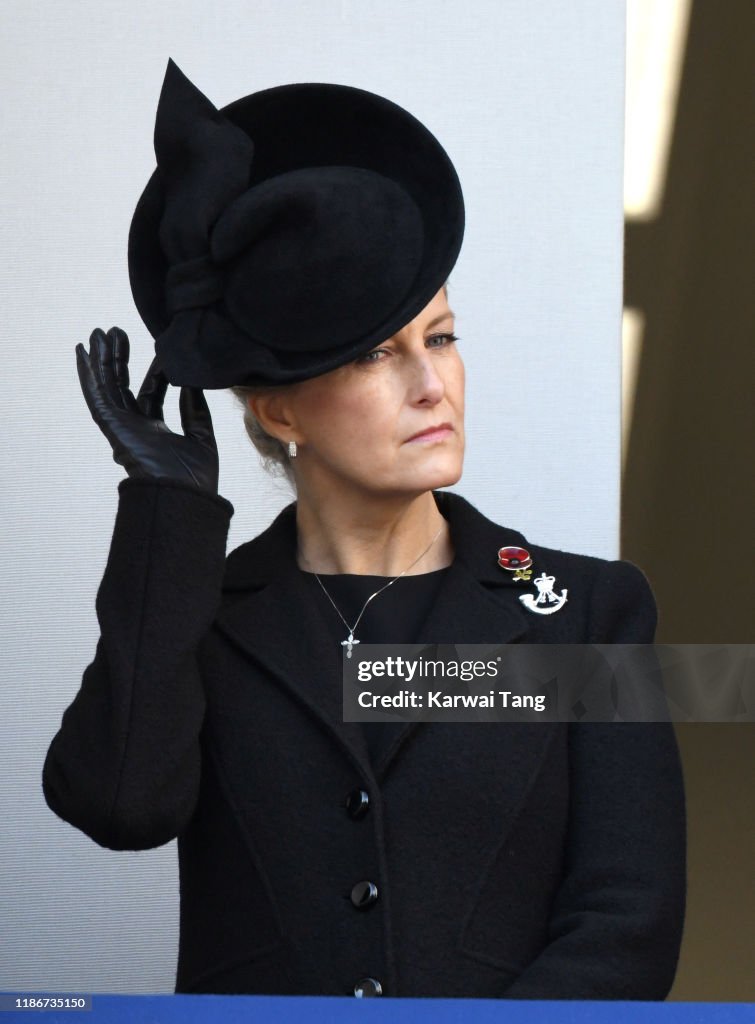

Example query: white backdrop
[0,0,626,994]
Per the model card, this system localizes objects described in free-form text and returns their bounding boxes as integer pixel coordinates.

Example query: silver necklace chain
[304,523,445,658]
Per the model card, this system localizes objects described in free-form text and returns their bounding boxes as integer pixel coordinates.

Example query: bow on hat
[128,59,465,388]
[150,61,254,387]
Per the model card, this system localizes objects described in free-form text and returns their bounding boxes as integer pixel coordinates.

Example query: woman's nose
[409,354,445,405]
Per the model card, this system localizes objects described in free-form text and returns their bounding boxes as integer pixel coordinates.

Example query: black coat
[42,478,686,1000]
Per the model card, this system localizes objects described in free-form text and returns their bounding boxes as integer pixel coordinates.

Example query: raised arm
[42,328,234,850]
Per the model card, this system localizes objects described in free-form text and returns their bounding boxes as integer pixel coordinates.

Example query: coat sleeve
[42,477,234,852]
[503,560,687,1000]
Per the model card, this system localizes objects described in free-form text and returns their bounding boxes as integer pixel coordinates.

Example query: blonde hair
[229,280,450,489]
[228,380,297,489]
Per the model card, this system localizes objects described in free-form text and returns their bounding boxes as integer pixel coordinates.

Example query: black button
[350,880,379,908]
[354,977,382,997]
[345,788,370,819]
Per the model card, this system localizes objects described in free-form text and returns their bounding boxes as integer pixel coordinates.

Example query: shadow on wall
[622,0,755,1003]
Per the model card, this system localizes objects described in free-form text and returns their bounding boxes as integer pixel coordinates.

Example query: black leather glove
[76,326,220,495]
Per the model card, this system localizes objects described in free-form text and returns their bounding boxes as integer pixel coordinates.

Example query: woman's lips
[405,424,454,444]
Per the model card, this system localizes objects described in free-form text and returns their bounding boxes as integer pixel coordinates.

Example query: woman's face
[269,287,465,500]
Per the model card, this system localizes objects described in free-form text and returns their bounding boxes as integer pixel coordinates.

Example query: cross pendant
[342,633,360,658]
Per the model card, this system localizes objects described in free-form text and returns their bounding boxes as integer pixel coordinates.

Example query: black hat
[127,59,465,388]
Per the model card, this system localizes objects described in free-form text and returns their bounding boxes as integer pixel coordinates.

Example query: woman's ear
[247,391,301,445]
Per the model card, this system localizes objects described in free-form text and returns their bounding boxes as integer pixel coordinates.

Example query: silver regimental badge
[519,572,568,615]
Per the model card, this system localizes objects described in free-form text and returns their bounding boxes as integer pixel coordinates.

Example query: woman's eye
[426,333,459,348]
[357,348,389,364]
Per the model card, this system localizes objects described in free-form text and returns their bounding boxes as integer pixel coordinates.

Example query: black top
[299,567,451,764]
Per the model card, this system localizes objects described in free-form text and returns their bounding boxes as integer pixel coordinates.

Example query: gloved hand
[76,326,220,495]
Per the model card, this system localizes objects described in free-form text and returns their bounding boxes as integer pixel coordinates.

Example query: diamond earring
[288,440,297,458]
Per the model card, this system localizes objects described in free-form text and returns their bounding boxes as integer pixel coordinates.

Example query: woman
[42,59,686,1000]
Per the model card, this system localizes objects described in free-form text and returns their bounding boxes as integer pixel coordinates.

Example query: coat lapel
[215,504,373,777]
[215,491,538,780]
[371,491,534,775]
